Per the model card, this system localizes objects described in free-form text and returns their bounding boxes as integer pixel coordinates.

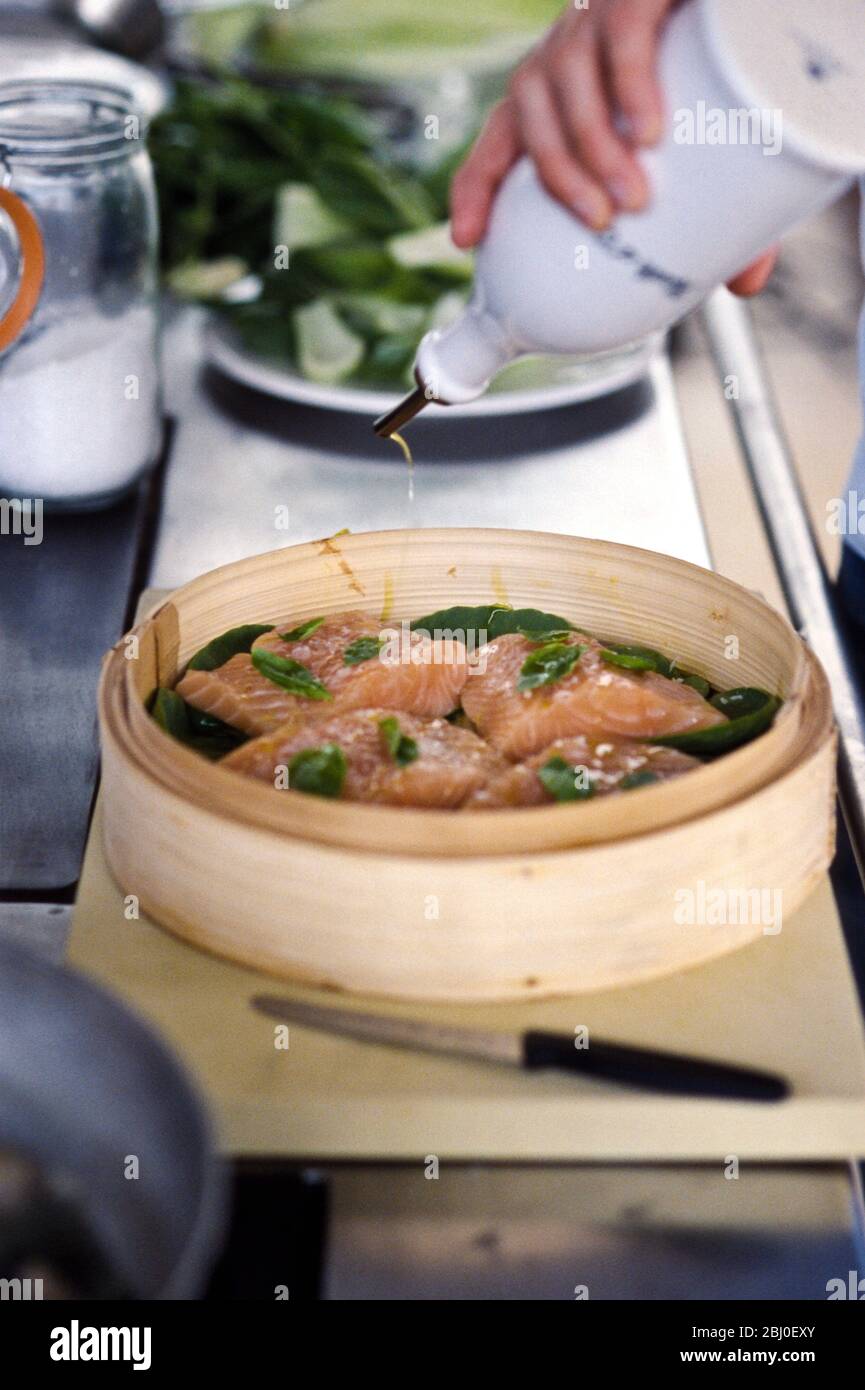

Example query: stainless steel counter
[151,309,710,589]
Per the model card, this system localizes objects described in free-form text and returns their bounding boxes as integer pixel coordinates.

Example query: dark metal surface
[0,938,225,1297]
[373,382,430,437]
[0,444,165,891]
[321,1162,861,1301]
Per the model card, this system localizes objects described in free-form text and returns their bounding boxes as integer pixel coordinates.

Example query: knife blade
[251,996,788,1102]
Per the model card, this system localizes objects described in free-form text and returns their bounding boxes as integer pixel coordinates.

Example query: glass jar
[0,80,161,509]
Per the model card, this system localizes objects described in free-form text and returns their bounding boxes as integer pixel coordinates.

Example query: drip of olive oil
[390,431,414,502]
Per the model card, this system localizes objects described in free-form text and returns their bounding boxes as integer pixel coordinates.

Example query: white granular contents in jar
[0,308,161,500]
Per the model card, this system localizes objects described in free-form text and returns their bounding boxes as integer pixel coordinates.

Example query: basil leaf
[189,734,247,761]
[676,673,712,698]
[538,756,595,802]
[252,647,332,700]
[710,687,773,718]
[598,642,674,676]
[185,706,244,740]
[344,635,383,666]
[490,608,573,640]
[378,716,419,766]
[411,604,574,646]
[517,642,585,692]
[516,625,574,643]
[619,770,660,790]
[187,624,274,672]
[151,689,248,760]
[150,688,189,739]
[378,715,401,758]
[288,744,347,798]
[652,692,781,756]
[599,647,656,672]
[280,616,325,642]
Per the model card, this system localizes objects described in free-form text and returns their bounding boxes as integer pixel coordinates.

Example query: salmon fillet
[465,735,700,809]
[176,653,295,737]
[177,611,469,736]
[461,633,725,759]
[222,708,510,809]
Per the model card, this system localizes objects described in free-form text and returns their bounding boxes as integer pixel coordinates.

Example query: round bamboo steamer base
[98,529,836,1001]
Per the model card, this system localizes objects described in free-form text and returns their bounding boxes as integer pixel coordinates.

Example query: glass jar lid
[0,80,145,164]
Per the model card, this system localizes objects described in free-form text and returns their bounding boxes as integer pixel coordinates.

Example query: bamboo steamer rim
[104,657,825,858]
[99,661,835,873]
[101,528,833,860]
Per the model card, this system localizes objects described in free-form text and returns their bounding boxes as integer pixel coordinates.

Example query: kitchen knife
[251,996,788,1102]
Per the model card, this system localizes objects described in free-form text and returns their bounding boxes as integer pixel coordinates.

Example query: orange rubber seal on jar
[0,186,45,353]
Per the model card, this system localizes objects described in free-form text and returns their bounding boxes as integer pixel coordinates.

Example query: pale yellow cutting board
[68,578,865,1160]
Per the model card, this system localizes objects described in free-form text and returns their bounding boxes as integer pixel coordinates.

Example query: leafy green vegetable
[311,149,437,235]
[516,625,574,642]
[273,181,352,252]
[388,223,472,277]
[599,647,656,672]
[335,292,428,338]
[280,616,325,642]
[620,770,660,790]
[187,623,274,672]
[149,76,482,390]
[344,635,383,666]
[600,642,712,693]
[538,756,595,802]
[150,79,371,270]
[151,688,189,739]
[168,256,249,301]
[294,299,364,385]
[251,648,332,700]
[188,734,248,761]
[517,642,585,692]
[597,642,675,677]
[378,716,420,766]
[411,604,574,646]
[652,691,781,757]
[299,243,396,290]
[677,673,712,697]
[710,687,773,718]
[288,744,347,798]
[186,708,248,759]
[150,688,248,760]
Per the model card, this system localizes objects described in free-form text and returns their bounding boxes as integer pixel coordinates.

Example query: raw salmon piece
[223,708,510,809]
[461,633,725,758]
[177,611,469,736]
[177,653,298,737]
[465,735,700,809]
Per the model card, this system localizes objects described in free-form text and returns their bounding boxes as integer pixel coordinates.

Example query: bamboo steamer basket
[98,529,836,1001]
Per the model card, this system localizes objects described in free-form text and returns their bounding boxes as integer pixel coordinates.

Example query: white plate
[205,319,663,418]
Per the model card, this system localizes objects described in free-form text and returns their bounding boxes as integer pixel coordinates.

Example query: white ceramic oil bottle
[376,0,865,433]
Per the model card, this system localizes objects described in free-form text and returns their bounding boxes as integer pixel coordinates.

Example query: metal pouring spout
[373,382,430,438]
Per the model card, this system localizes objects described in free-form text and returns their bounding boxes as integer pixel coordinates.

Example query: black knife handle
[522,1031,787,1103]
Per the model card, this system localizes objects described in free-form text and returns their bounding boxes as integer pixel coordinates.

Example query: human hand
[451,0,777,296]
